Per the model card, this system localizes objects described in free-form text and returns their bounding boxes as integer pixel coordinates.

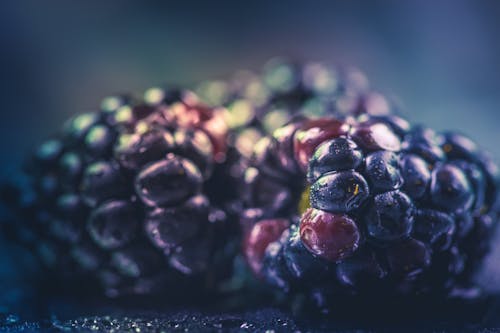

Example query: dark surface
[1,300,500,332]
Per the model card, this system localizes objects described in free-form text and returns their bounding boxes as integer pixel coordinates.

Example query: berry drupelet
[242,110,499,306]
[1,89,239,298]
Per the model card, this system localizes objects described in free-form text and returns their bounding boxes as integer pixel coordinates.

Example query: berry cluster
[2,89,238,297]
[2,59,498,308]
[243,110,499,304]
[195,58,373,159]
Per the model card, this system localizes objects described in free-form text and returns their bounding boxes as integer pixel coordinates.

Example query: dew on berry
[310,171,369,212]
[401,154,431,199]
[307,137,363,182]
[364,151,403,192]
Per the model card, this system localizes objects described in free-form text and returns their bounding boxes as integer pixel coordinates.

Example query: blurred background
[1,0,500,310]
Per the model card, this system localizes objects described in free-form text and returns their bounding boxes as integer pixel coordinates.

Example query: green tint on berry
[298,186,311,216]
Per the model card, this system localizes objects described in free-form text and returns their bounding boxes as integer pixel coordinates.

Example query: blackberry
[194,58,372,161]
[194,59,397,226]
[242,111,499,307]
[1,89,239,299]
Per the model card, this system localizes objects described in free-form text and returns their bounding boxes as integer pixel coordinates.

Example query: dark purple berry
[365,190,414,242]
[243,167,295,215]
[386,239,431,277]
[310,171,369,213]
[450,160,486,213]
[252,137,291,181]
[135,155,203,207]
[336,247,385,289]
[273,117,306,175]
[430,163,474,212]
[172,129,214,179]
[364,151,403,192]
[64,112,100,142]
[262,241,291,290]
[2,86,240,298]
[283,225,330,280]
[413,209,455,247]
[84,124,116,157]
[402,126,445,164]
[168,101,228,162]
[366,114,411,138]
[114,129,175,171]
[81,161,128,206]
[145,195,209,249]
[87,200,141,250]
[307,138,363,182]
[441,132,478,161]
[400,154,431,199]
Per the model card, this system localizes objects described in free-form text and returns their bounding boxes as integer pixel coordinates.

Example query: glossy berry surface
[299,208,360,262]
[307,138,363,182]
[310,171,370,213]
[242,108,499,306]
[2,89,238,299]
[135,156,203,207]
[430,163,474,213]
[400,154,431,199]
[364,151,403,192]
[364,190,414,242]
